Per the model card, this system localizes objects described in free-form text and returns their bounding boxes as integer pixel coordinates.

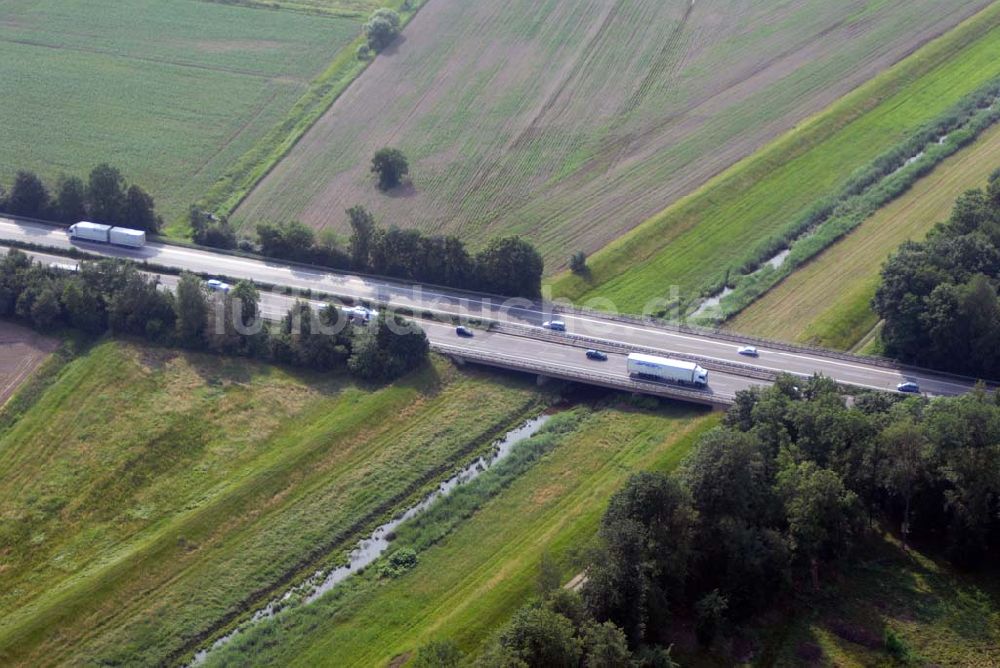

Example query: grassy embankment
[200,401,718,666]
[752,531,1000,667]
[552,3,1000,314]
[730,118,1000,350]
[0,0,365,224]
[0,341,545,666]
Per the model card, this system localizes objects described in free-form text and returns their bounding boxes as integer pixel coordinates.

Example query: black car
[585,349,608,361]
[455,326,474,337]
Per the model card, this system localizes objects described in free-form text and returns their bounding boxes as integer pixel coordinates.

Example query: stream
[191,414,552,665]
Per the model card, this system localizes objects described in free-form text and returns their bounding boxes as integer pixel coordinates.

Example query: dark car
[896,381,920,394]
[585,349,608,361]
[455,326,474,337]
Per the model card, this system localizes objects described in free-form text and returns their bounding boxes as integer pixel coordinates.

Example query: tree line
[875,168,1000,376]
[252,206,544,299]
[0,165,161,233]
[0,249,428,382]
[443,377,1000,666]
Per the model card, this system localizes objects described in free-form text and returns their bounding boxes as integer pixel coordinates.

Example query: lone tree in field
[371,148,409,191]
[364,8,401,52]
[569,250,588,275]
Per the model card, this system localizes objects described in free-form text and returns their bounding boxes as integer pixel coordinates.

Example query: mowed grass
[203,401,719,666]
[0,340,545,666]
[0,0,362,222]
[553,4,1000,313]
[234,0,990,267]
[729,121,1000,349]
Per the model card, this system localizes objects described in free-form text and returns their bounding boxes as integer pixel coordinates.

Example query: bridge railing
[431,342,731,406]
[490,322,779,382]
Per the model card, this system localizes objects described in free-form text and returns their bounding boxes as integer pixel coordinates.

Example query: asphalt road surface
[0,217,988,400]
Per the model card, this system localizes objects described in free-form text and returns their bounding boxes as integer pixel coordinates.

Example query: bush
[378,547,418,578]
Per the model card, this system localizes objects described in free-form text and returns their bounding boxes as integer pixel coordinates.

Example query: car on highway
[542,320,566,331]
[455,326,474,337]
[585,349,608,361]
[896,381,921,394]
[737,345,759,357]
[205,279,231,293]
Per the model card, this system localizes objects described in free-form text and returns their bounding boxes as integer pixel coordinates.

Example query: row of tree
[0,165,161,233]
[254,206,544,298]
[578,377,1000,655]
[875,170,1000,376]
[0,249,428,382]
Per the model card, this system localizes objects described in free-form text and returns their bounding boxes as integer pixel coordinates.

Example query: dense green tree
[475,236,544,298]
[61,278,106,333]
[348,312,428,381]
[54,175,88,223]
[694,589,728,649]
[123,184,160,233]
[6,171,50,219]
[174,272,208,347]
[86,164,127,225]
[494,605,582,668]
[364,8,401,52]
[371,147,409,190]
[777,462,861,589]
[347,205,376,270]
[581,621,631,668]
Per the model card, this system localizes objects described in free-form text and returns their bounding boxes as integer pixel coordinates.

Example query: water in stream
[191,414,552,665]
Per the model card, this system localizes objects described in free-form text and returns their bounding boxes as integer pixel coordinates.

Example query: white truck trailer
[68,222,146,248]
[109,227,146,248]
[627,352,709,388]
[68,221,111,243]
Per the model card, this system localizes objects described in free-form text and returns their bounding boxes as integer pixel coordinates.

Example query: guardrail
[490,322,780,383]
[2,213,988,388]
[432,342,733,406]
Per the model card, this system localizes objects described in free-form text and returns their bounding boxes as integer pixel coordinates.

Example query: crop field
[554,4,1000,313]
[199,401,718,666]
[0,0,363,224]
[730,121,1000,349]
[0,341,545,666]
[0,322,57,406]
[233,0,990,267]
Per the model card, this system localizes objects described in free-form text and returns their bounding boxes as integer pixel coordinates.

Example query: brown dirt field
[234,0,993,269]
[0,321,57,405]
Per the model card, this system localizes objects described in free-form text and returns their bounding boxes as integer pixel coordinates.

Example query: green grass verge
[551,3,1000,314]
[200,400,719,666]
[0,341,545,665]
[730,117,1000,348]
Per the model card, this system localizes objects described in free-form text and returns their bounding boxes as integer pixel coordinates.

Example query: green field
[0,0,364,224]
[730,121,1000,349]
[0,341,546,665]
[233,0,990,267]
[201,401,718,666]
[553,4,1000,314]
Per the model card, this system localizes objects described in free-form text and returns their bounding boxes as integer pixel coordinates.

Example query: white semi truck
[68,222,146,248]
[627,352,709,388]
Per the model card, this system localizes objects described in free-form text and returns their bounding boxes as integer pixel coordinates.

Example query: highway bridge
[0,216,989,406]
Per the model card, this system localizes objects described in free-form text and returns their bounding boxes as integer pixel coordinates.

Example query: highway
[0,216,990,402]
